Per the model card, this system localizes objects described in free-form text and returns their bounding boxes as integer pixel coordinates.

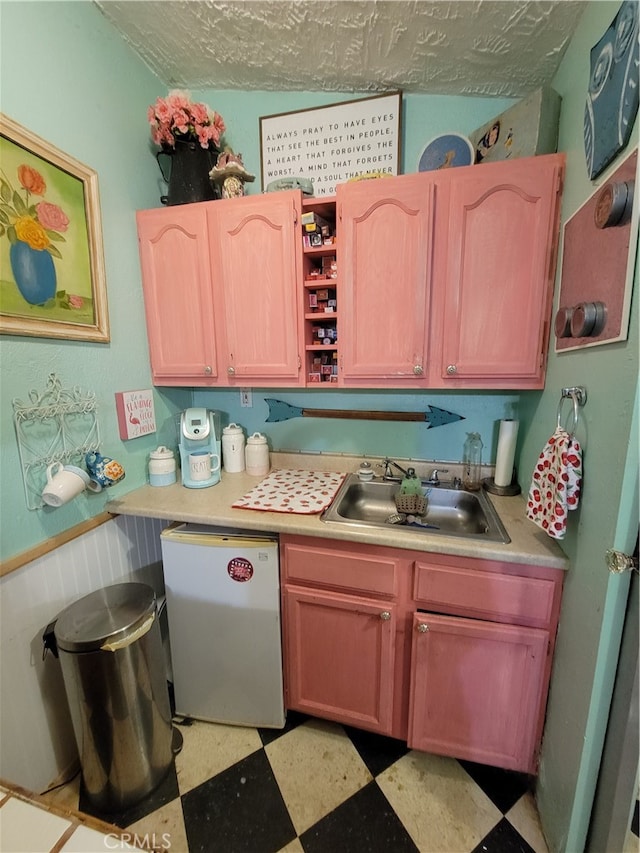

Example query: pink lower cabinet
[284,587,396,733]
[408,613,548,772]
[409,556,563,773]
[280,535,564,773]
[281,536,404,736]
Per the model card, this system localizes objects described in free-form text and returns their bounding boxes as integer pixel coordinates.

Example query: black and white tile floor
[7,712,639,852]
[40,711,560,853]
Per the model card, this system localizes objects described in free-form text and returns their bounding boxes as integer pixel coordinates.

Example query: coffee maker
[178,408,221,488]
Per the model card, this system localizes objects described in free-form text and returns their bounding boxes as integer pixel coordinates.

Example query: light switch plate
[240,389,252,407]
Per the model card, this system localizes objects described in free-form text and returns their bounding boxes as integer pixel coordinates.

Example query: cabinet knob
[227,366,236,376]
[417,622,429,633]
[413,365,423,376]
[203,365,212,375]
[446,364,457,375]
[379,611,391,621]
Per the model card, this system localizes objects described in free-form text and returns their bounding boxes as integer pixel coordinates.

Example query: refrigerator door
[161,525,284,728]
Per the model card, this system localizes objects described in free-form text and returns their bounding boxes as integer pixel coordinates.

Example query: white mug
[42,462,90,507]
[188,451,221,482]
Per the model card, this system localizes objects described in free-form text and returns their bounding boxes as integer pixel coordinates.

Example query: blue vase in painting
[10,240,57,305]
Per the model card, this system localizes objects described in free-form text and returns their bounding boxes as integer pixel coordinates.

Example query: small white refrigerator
[160,523,285,728]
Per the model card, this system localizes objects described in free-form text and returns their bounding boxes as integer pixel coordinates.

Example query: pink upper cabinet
[338,175,436,387]
[432,154,564,389]
[209,190,304,386]
[136,205,219,385]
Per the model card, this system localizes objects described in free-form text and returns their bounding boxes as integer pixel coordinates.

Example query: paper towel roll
[494,419,519,487]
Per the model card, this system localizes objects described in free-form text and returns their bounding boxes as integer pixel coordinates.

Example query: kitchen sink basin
[321,474,511,543]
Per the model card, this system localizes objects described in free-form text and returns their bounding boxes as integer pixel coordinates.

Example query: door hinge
[605,549,639,574]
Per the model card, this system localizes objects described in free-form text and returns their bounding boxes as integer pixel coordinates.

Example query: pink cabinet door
[136,206,218,384]
[338,175,435,385]
[437,154,564,388]
[408,612,548,772]
[284,586,396,734]
[210,191,303,384]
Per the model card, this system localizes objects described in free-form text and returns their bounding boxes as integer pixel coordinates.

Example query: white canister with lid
[149,446,176,486]
[222,423,246,473]
[245,432,270,476]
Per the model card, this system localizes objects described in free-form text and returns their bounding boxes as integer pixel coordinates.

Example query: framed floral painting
[0,114,109,341]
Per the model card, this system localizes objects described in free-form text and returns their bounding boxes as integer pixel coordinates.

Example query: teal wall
[0,0,515,562]
[191,389,521,461]
[519,4,638,851]
[0,1,191,561]
[1,3,638,848]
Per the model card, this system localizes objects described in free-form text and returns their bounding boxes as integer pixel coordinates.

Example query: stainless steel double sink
[321,473,511,543]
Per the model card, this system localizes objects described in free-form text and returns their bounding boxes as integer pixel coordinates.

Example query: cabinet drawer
[282,539,400,597]
[414,561,557,627]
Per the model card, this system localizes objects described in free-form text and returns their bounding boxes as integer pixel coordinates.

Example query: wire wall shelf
[13,373,101,510]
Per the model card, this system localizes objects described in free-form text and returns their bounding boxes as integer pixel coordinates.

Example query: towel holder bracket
[561,386,587,406]
[557,386,587,434]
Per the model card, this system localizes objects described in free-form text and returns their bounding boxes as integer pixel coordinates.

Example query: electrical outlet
[240,389,252,408]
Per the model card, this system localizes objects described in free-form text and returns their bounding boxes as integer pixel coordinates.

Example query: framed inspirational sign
[260,91,402,196]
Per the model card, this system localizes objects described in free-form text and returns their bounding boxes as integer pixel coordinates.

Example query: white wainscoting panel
[0,515,168,793]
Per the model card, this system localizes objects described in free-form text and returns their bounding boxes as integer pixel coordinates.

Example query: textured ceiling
[95,0,586,98]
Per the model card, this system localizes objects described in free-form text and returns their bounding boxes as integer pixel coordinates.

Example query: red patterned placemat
[232,469,347,514]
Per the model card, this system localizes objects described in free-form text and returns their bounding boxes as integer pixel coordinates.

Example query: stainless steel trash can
[54,582,173,813]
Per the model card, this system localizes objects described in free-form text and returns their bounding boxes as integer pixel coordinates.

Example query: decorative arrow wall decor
[265,398,464,428]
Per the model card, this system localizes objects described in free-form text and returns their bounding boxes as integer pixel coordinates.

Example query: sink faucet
[382,458,414,481]
[426,468,449,486]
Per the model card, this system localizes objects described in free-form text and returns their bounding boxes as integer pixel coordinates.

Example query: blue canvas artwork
[417,133,474,171]
[584,0,639,180]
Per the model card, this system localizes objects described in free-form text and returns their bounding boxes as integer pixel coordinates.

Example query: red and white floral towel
[526,427,582,540]
[232,469,347,514]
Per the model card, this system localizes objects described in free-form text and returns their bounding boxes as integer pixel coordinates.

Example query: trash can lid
[54,582,157,653]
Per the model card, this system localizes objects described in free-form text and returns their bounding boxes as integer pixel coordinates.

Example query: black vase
[156,139,219,206]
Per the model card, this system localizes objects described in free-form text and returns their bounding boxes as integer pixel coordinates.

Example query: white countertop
[106,452,568,571]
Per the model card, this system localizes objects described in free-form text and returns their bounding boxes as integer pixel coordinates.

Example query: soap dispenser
[462,432,483,491]
[357,461,374,482]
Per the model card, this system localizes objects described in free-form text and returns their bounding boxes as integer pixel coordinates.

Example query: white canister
[245,432,270,476]
[149,446,176,486]
[222,423,246,473]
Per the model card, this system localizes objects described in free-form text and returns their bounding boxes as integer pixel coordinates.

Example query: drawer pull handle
[417,622,429,633]
[379,611,391,621]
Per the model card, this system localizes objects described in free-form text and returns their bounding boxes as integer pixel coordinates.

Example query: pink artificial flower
[196,127,210,148]
[168,90,190,110]
[148,90,225,149]
[212,112,226,143]
[36,201,69,232]
[173,108,191,136]
[191,102,208,125]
